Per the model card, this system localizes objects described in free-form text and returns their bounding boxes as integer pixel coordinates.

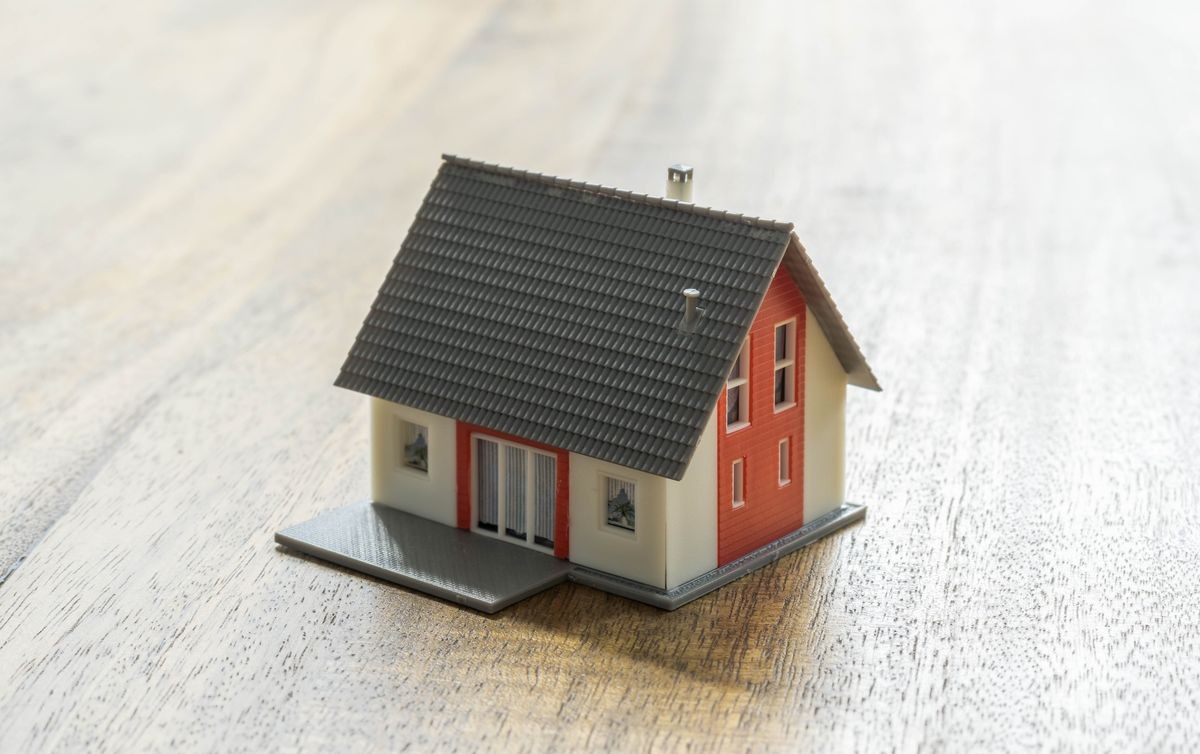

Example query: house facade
[364,250,857,592]
[338,155,878,595]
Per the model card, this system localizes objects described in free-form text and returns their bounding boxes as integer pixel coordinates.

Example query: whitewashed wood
[2,0,1199,751]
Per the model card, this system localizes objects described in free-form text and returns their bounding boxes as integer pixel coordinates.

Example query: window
[605,477,637,532]
[732,459,745,508]
[726,342,750,430]
[778,437,791,486]
[774,320,796,409]
[400,420,429,473]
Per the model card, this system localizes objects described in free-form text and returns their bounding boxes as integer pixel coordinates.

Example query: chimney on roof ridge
[666,164,694,203]
[679,288,704,333]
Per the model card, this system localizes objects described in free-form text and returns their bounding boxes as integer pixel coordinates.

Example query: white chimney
[666,164,694,203]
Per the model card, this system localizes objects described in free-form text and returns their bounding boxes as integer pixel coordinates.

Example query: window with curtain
[605,477,636,532]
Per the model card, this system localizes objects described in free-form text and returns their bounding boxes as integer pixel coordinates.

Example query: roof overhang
[778,233,881,391]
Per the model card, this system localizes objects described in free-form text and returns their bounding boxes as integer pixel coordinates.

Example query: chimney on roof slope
[666,164,693,203]
[679,288,704,333]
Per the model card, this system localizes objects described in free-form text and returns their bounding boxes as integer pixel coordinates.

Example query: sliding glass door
[473,435,556,552]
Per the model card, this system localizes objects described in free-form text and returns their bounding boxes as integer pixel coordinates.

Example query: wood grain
[2,0,1199,751]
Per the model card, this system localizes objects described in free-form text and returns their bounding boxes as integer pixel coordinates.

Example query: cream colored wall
[804,307,847,521]
[663,409,718,590]
[370,398,458,526]
[568,454,666,588]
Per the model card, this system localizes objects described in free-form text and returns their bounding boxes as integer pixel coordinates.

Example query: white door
[473,435,557,552]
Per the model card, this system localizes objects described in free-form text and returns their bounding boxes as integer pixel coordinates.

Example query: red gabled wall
[716,269,807,566]
[455,421,570,560]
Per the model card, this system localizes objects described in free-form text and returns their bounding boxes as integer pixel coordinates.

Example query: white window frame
[601,474,638,536]
[396,418,430,477]
[773,319,797,412]
[726,341,751,432]
[470,433,556,554]
[778,437,791,487]
[732,459,746,508]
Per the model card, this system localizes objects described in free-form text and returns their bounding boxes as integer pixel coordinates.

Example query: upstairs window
[774,320,796,409]
[726,342,750,431]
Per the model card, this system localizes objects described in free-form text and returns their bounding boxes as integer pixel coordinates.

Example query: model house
[277,155,879,612]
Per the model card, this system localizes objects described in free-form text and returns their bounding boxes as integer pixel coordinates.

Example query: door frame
[456,421,571,559]
[469,432,559,555]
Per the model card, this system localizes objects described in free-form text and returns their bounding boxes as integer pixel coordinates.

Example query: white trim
[731,458,746,508]
[470,432,556,554]
[778,437,792,487]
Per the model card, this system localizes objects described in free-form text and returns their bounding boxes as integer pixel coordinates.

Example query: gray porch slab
[276,501,866,613]
[275,502,573,613]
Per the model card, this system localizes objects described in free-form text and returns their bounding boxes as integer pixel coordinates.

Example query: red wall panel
[716,270,807,566]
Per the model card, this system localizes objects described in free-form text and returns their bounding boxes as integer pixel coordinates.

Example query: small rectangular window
[732,459,745,508]
[726,342,750,430]
[773,320,796,410]
[605,477,636,532]
[778,438,791,486]
[400,420,429,473]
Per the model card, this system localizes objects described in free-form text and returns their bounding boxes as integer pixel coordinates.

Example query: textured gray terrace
[335,155,878,479]
[276,503,574,613]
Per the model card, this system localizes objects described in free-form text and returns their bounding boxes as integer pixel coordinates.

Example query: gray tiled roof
[335,155,877,480]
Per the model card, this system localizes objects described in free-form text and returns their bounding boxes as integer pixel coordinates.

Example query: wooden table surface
[3,1,1198,751]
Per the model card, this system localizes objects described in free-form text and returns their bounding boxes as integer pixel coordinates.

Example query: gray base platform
[276,502,866,613]
[570,502,866,609]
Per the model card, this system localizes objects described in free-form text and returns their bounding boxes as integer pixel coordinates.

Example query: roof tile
[336,156,875,479]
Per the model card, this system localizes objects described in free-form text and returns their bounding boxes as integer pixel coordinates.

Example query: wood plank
[2,0,1198,750]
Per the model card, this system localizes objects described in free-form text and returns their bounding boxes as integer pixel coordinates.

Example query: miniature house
[277,155,879,612]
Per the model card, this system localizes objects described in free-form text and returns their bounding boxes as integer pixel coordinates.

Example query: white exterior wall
[663,409,718,590]
[568,454,666,588]
[803,308,847,521]
[370,398,458,526]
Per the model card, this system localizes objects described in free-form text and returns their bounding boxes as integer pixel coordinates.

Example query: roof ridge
[441,153,795,234]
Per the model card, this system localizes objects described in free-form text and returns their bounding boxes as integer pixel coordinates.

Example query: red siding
[455,421,571,559]
[716,270,807,566]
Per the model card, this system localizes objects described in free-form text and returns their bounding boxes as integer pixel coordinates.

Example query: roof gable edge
[779,233,881,391]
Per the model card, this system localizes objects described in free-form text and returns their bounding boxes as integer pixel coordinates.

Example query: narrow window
[778,437,791,486]
[732,459,745,508]
[726,342,750,430]
[605,477,637,532]
[400,420,429,473]
[773,320,796,409]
